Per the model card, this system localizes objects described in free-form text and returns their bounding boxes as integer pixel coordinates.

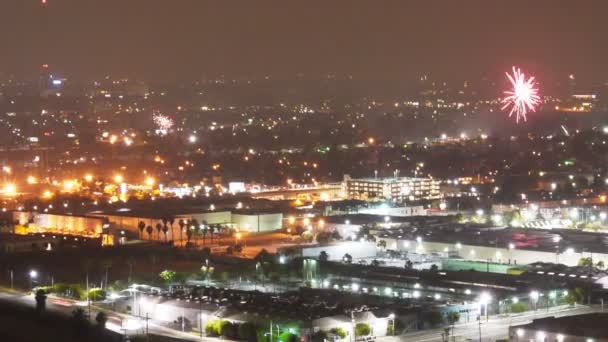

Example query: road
[380,305,599,342]
[0,290,216,341]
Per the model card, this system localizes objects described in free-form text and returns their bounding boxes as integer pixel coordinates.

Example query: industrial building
[342,175,441,202]
[509,313,608,341]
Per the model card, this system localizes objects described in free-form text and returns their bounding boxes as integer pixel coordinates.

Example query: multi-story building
[342,175,441,202]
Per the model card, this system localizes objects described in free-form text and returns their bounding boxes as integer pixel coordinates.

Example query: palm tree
[100,258,113,290]
[186,229,193,246]
[162,224,169,242]
[146,225,153,240]
[178,219,185,246]
[168,217,175,242]
[209,224,215,243]
[137,221,145,240]
[125,257,136,284]
[202,226,208,245]
[191,219,200,245]
[155,223,162,240]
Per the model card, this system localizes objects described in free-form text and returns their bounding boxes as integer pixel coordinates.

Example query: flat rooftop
[514,313,608,338]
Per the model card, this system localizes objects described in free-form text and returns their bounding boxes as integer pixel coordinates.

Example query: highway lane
[0,290,213,341]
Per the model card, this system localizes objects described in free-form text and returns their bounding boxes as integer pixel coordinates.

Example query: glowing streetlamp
[388,313,396,336]
[530,290,540,312]
[29,270,38,289]
[479,292,491,321]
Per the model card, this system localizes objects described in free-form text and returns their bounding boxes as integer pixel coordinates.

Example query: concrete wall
[189,211,232,225]
[302,241,377,261]
[13,211,105,236]
[381,238,608,267]
[232,213,283,232]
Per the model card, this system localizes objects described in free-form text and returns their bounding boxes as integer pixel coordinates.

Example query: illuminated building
[343,175,441,202]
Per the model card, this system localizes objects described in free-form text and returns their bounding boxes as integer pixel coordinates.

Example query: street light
[479,292,491,322]
[530,290,540,312]
[388,313,396,336]
[29,270,38,289]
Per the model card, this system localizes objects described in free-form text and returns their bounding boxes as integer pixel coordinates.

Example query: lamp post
[530,290,540,316]
[388,313,396,336]
[29,270,38,290]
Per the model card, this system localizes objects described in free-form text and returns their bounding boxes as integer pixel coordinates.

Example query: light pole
[388,313,395,336]
[29,270,38,290]
[479,292,491,322]
[530,290,540,316]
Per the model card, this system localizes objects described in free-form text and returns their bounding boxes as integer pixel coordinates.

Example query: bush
[510,302,528,313]
[53,283,86,300]
[312,330,329,342]
[279,332,298,342]
[219,320,237,339]
[88,288,106,301]
[355,323,371,336]
[423,311,444,327]
[330,327,347,339]
[205,320,221,336]
[237,322,258,341]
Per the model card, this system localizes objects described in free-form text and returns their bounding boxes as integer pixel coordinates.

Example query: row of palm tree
[136,217,228,246]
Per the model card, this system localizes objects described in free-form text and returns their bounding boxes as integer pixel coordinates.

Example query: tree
[405,259,413,269]
[202,226,208,245]
[95,311,108,329]
[355,323,371,337]
[146,225,153,240]
[191,219,200,245]
[202,247,211,261]
[178,219,185,245]
[578,257,594,268]
[238,322,258,341]
[219,320,237,338]
[565,287,586,305]
[138,221,145,239]
[446,311,460,325]
[318,251,329,262]
[430,264,439,272]
[342,253,353,264]
[423,311,444,327]
[159,270,177,284]
[371,259,381,267]
[208,223,214,243]
[377,240,387,249]
[168,217,175,241]
[186,228,193,246]
[254,248,272,264]
[330,327,347,339]
[100,258,113,290]
[155,223,162,240]
[311,330,329,342]
[125,257,136,284]
[35,289,47,313]
[162,224,169,242]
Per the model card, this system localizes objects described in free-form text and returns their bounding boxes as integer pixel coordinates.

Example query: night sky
[1,0,607,81]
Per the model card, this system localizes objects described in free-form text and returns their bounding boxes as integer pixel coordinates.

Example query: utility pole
[145,312,149,341]
[478,317,482,342]
[86,273,91,319]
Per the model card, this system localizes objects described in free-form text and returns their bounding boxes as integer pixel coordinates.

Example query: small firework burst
[501,66,541,123]
[152,112,174,134]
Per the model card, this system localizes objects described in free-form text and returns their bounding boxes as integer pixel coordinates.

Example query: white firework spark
[501,66,541,123]
[152,112,174,134]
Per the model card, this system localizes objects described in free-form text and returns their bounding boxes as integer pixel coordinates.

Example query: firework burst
[501,66,541,123]
[152,112,174,134]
